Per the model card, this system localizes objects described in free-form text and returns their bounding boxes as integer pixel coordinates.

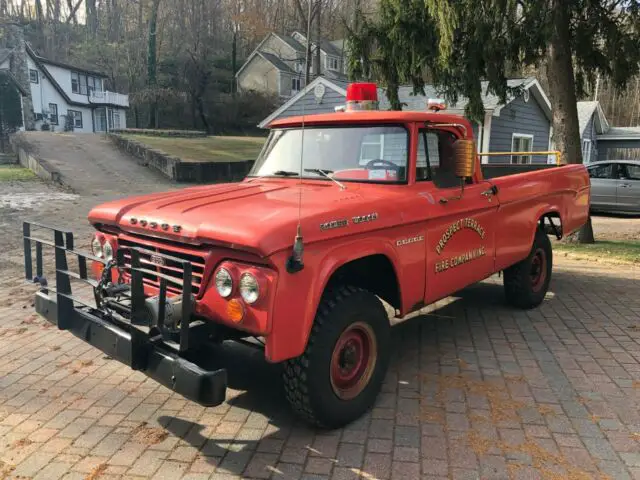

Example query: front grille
[118,237,207,296]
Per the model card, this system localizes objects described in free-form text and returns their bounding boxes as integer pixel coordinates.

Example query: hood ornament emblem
[129,218,181,233]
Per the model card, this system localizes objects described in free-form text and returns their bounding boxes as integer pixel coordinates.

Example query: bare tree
[86,0,97,36]
[65,0,82,24]
[147,0,162,128]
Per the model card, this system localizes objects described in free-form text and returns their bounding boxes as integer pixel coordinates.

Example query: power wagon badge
[435,217,486,273]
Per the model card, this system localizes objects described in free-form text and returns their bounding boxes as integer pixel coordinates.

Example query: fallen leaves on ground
[84,462,108,480]
[132,422,169,445]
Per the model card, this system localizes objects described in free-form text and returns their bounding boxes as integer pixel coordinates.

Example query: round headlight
[215,268,233,298]
[91,236,103,258]
[239,273,259,304]
[103,240,114,262]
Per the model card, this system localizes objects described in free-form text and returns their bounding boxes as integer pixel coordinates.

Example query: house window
[581,139,592,163]
[48,103,58,125]
[71,72,79,93]
[113,112,121,129]
[291,77,301,93]
[79,74,87,94]
[68,110,83,129]
[29,69,39,84]
[511,134,533,164]
[71,72,100,95]
[326,57,339,71]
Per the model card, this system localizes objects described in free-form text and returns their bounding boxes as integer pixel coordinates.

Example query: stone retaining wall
[108,134,254,183]
[110,128,207,138]
[10,133,63,184]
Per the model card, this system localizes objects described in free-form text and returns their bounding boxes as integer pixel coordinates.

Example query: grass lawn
[0,165,36,181]
[122,135,267,163]
[554,240,640,265]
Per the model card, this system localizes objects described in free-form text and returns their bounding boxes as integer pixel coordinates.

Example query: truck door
[418,130,499,304]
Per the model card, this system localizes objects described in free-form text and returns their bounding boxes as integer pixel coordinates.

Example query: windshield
[249,125,408,183]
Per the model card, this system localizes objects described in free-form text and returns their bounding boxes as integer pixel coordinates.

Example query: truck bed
[481,163,558,179]
[486,163,590,272]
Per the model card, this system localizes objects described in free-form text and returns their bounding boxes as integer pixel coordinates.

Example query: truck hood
[88,179,407,256]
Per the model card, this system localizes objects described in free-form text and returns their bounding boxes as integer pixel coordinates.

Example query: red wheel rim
[330,322,377,400]
[531,248,547,292]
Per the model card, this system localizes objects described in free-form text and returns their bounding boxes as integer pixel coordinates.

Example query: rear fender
[265,238,402,363]
[523,205,562,255]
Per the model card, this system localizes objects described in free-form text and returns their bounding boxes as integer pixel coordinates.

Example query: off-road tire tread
[282,285,387,428]
[503,228,552,309]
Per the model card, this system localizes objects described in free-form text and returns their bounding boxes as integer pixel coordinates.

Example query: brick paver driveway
[1,157,640,479]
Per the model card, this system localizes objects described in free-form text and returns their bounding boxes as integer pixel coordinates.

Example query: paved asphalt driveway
[1,133,639,479]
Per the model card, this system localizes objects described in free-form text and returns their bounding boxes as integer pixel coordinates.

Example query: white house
[0,43,128,133]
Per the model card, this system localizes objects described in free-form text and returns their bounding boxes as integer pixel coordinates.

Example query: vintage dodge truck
[23,83,590,428]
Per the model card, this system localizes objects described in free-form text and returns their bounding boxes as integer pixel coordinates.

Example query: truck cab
[24,82,590,428]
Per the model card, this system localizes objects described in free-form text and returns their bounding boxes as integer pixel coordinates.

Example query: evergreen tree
[348,0,640,242]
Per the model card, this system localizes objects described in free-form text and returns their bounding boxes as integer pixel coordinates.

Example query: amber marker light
[226,299,244,323]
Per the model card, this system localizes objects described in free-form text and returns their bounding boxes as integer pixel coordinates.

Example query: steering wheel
[365,159,399,171]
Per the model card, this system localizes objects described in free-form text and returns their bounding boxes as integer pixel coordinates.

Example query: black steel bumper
[23,221,227,408]
[35,292,227,406]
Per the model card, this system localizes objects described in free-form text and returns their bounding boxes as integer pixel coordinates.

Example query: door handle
[481,185,499,197]
[619,184,631,188]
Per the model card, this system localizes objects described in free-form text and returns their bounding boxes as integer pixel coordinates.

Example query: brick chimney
[3,23,35,130]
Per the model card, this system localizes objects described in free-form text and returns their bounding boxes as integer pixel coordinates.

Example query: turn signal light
[226,299,244,323]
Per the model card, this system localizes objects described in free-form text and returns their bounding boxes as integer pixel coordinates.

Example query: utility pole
[304,0,312,85]
[593,73,600,102]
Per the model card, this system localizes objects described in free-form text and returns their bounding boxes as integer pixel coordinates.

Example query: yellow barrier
[479,151,563,166]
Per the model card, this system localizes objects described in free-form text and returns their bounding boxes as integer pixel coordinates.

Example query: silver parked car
[587,160,640,214]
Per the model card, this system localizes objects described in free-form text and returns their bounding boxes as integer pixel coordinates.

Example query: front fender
[265,236,403,363]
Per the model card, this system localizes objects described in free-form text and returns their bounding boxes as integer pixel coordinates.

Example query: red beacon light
[427,98,447,112]
[345,82,379,111]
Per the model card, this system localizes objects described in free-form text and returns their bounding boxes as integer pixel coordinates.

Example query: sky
[22,0,87,22]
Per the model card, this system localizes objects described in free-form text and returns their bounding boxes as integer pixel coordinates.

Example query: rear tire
[283,285,390,429]
[503,228,552,309]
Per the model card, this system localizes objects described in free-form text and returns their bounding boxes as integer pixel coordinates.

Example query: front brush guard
[22,221,227,407]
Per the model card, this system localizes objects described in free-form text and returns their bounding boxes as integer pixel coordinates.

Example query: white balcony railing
[89,90,129,108]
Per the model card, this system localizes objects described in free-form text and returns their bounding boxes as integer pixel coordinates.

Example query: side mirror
[453,139,476,179]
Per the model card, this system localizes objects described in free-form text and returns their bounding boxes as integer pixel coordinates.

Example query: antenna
[286,0,313,274]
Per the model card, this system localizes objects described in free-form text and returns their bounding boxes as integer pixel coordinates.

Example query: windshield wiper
[271,170,300,176]
[304,168,346,190]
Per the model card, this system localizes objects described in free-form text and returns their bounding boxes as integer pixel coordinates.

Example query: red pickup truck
[23,83,590,428]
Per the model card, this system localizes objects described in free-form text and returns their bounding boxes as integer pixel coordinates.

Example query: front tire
[283,285,390,429]
[503,228,553,309]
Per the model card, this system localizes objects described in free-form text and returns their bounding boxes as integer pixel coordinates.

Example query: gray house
[578,100,640,162]
[236,32,347,100]
[259,76,554,164]
[577,101,609,163]
[597,126,640,162]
